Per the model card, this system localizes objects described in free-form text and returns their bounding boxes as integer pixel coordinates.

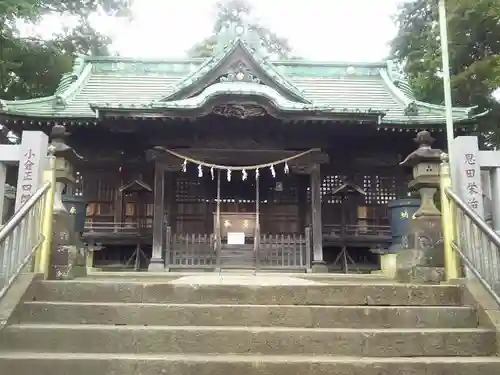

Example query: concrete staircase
[0,275,499,374]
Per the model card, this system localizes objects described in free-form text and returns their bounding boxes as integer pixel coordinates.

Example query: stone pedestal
[396,215,445,283]
[50,210,86,279]
[395,131,445,284]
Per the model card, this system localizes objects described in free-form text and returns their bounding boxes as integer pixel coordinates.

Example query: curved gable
[160,40,311,104]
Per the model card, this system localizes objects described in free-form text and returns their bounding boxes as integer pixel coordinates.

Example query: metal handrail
[0,182,50,242]
[0,181,51,301]
[444,187,500,306]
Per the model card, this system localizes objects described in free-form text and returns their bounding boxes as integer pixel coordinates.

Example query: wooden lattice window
[362,175,397,205]
[307,175,346,204]
[374,176,397,205]
[74,171,83,196]
[363,175,375,204]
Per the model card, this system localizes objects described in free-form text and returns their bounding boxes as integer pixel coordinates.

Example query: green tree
[188,0,296,59]
[390,0,500,146]
[0,0,131,100]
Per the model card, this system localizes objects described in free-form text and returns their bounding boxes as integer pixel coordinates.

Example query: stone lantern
[395,130,445,283]
[49,124,86,279]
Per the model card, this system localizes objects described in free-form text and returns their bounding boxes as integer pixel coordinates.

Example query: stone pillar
[310,164,327,272]
[48,124,86,280]
[149,163,165,271]
[395,131,445,283]
[15,131,49,211]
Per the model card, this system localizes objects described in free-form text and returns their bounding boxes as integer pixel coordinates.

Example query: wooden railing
[84,221,389,241]
[85,221,152,232]
[165,226,312,270]
[84,221,153,234]
[167,228,217,267]
[323,224,391,237]
[258,229,311,268]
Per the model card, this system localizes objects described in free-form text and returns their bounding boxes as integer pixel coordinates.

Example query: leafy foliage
[390,0,500,146]
[0,0,131,100]
[188,0,296,59]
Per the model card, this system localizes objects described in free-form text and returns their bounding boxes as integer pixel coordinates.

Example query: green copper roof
[0,39,482,126]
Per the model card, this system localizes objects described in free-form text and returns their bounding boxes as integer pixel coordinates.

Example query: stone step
[0,324,494,357]
[30,280,464,306]
[15,301,479,328]
[1,353,500,375]
[85,271,392,280]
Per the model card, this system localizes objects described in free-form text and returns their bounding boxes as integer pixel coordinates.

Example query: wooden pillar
[310,163,327,272]
[164,171,176,229]
[297,175,309,230]
[148,163,165,271]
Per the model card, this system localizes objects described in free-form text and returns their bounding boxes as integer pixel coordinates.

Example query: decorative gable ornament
[212,104,266,119]
[52,96,67,110]
[220,62,261,84]
[404,101,419,116]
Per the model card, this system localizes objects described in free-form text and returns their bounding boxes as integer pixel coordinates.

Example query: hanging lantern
[270,164,276,178]
[284,162,289,174]
[227,169,231,182]
[210,167,215,180]
[182,159,187,172]
[198,165,203,178]
[242,169,247,181]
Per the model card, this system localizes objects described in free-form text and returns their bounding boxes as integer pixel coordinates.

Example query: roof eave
[379,68,476,118]
[0,61,93,115]
[91,103,386,123]
[380,116,479,127]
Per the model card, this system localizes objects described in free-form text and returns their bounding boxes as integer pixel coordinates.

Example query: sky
[23,0,405,62]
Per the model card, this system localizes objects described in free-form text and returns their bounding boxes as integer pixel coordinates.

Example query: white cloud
[492,88,500,102]
[20,0,404,62]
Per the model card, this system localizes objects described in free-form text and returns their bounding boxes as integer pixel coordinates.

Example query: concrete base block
[311,262,328,273]
[147,259,165,272]
[380,254,397,278]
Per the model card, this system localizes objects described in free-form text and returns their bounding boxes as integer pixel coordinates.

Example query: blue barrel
[62,195,88,233]
[387,198,421,253]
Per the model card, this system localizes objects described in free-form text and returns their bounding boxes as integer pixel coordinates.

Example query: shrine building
[0,24,483,273]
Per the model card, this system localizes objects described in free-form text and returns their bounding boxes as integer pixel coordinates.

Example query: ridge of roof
[54,55,88,94]
[80,54,389,69]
